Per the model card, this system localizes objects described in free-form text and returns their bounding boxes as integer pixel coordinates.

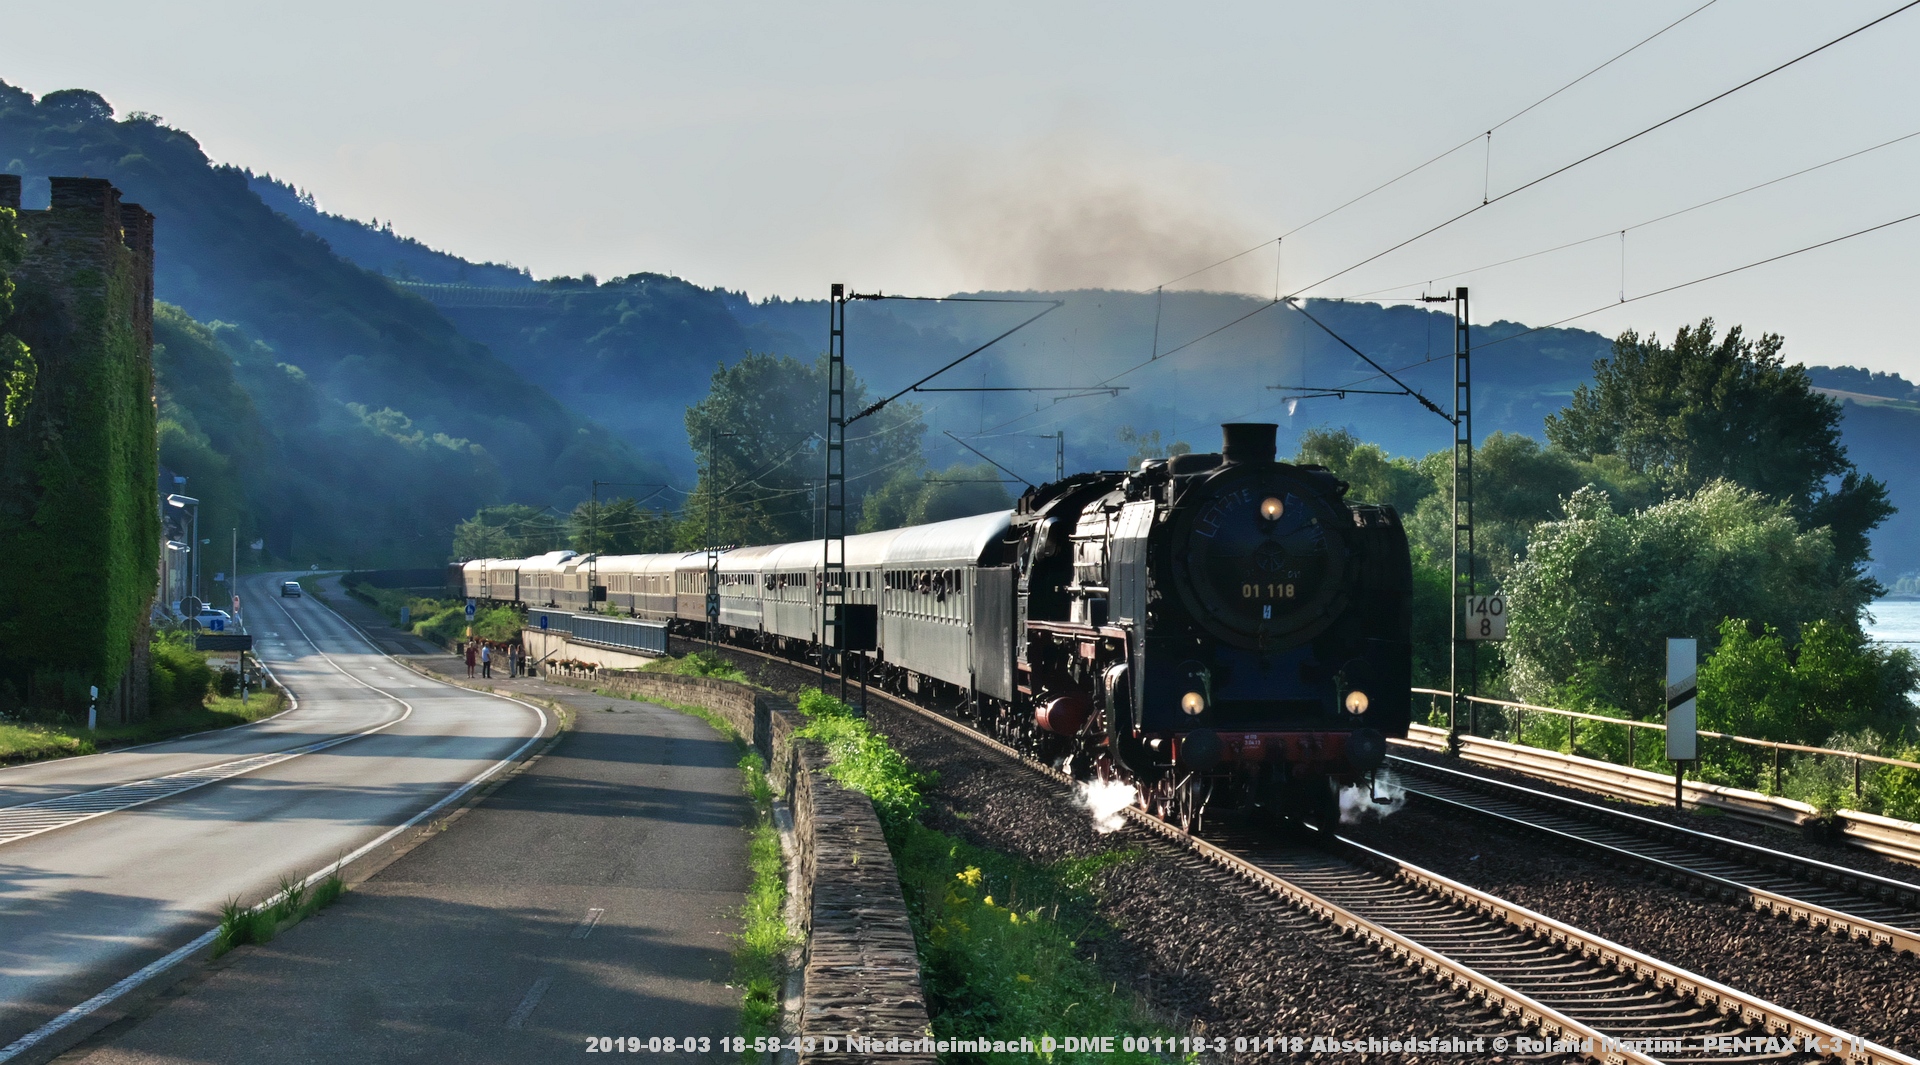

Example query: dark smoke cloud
[916,133,1269,294]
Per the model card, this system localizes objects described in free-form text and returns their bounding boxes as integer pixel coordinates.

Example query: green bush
[148,632,213,715]
[1880,751,1920,823]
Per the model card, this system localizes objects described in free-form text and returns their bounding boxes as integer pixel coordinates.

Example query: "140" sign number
[1463,594,1507,641]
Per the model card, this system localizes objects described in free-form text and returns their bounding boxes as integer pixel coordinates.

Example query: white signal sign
[1463,595,1507,641]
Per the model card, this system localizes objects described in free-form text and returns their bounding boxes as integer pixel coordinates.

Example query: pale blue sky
[6,0,1919,371]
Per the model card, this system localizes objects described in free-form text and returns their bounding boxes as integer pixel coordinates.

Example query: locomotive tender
[463,423,1411,826]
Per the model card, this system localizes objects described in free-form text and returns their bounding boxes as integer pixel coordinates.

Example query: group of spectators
[463,639,528,679]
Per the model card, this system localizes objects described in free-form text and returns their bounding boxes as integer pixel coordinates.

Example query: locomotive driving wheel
[1170,774,1209,834]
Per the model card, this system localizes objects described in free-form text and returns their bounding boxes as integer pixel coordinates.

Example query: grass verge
[599,687,793,1043]
[214,871,347,957]
[0,691,287,767]
[793,689,1175,1063]
[639,651,753,685]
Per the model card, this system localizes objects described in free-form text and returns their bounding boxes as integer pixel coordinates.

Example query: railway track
[700,641,1920,1064]
[1383,755,1920,956]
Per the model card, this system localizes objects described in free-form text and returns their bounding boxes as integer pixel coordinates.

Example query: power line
[1055,0,1920,422]
[1338,124,1920,300]
[1475,207,1920,352]
[1288,0,1920,300]
[1267,0,1723,247]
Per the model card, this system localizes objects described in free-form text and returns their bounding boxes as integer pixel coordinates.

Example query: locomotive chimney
[1220,423,1277,465]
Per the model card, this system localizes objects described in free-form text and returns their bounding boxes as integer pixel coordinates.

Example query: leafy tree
[681,353,924,548]
[1503,481,1841,715]
[1117,425,1190,470]
[452,504,566,559]
[1699,617,1918,750]
[1294,428,1432,514]
[1546,319,1892,607]
[857,463,1014,532]
[1400,433,1658,581]
[570,496,676,555]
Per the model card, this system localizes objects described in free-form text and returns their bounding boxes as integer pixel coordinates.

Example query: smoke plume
[916,132,1267,294]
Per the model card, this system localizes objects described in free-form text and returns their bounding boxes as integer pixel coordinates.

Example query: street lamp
[166,494,200,611]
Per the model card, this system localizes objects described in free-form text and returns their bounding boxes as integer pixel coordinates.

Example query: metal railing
[1414,687,1920,799]
[528,608,668,656]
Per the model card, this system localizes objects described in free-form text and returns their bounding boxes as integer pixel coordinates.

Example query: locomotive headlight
[1181,691,1206,715]
[1259,496,1284,521]
[1344,690,1370,715]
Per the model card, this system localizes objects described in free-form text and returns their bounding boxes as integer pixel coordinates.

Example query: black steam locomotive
[1001,422,1411,828]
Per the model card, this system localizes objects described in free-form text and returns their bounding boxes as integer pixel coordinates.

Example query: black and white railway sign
[1462,594,1506,641]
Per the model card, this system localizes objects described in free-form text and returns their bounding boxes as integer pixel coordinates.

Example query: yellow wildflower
[1016,974,1033,983]
[956,867,984,888]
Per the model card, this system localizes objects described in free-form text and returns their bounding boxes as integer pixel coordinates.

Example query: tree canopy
[1503,482,1840,714]
[680,353,924,548]
[569,496,675,555]
[1546,319,1891,604]
[858,462,1014,533]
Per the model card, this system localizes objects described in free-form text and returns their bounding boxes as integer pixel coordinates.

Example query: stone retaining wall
[541,665,934,1062]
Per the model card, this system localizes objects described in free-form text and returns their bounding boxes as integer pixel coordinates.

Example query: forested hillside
[0,81,661,564]
[155,304,501,565]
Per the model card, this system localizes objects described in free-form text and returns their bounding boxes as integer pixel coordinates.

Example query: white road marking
[506,976,554,1030]
[570,908,605,940]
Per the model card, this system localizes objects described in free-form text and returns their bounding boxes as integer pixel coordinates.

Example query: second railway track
[1384,755,1920,955]
[676,639,1920,1065]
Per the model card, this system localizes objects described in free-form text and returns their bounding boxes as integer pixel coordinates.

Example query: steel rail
[686,639,1919,1063]
[1386,756,1920,955]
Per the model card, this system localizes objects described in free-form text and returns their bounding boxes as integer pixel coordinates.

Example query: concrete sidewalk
[58,676,752,1064]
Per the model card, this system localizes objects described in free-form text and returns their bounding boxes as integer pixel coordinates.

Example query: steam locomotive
[462,423,1412,827]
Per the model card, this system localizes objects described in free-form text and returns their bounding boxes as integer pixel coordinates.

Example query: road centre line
[505,977,555,1030]
[570,908,605,940]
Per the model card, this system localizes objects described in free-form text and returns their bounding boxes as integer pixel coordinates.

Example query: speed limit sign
[1463,594,1507,641]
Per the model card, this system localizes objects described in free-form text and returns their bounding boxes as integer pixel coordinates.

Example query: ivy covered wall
[0,176,158,721]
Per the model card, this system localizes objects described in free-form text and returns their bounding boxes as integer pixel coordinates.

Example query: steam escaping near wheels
[1338,771,1406,825]
[1075,779,1138,834]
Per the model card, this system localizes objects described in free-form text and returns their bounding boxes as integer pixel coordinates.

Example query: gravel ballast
[1341,797,1920,1055]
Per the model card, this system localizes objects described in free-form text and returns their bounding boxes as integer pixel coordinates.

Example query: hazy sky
[7,0,1920,372]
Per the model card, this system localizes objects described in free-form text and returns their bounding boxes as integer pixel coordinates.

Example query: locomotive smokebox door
[843,604,879,651]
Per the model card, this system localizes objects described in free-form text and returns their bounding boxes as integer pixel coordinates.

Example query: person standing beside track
[465,640,477,678]
[480,643,492,678]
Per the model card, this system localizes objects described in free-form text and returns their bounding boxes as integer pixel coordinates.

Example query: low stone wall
[789,741,936,1063]
[541,664,934,1061]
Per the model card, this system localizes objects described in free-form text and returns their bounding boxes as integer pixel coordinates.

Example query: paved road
[59,675,751,1064]
[0,574,544,1054]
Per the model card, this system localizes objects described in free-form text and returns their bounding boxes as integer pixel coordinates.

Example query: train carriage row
[459,511,1013,694]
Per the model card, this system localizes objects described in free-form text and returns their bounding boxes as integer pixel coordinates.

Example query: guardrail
[1414,687,1920,800]
[526,609,668,656]
[1396,723,1920,866]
